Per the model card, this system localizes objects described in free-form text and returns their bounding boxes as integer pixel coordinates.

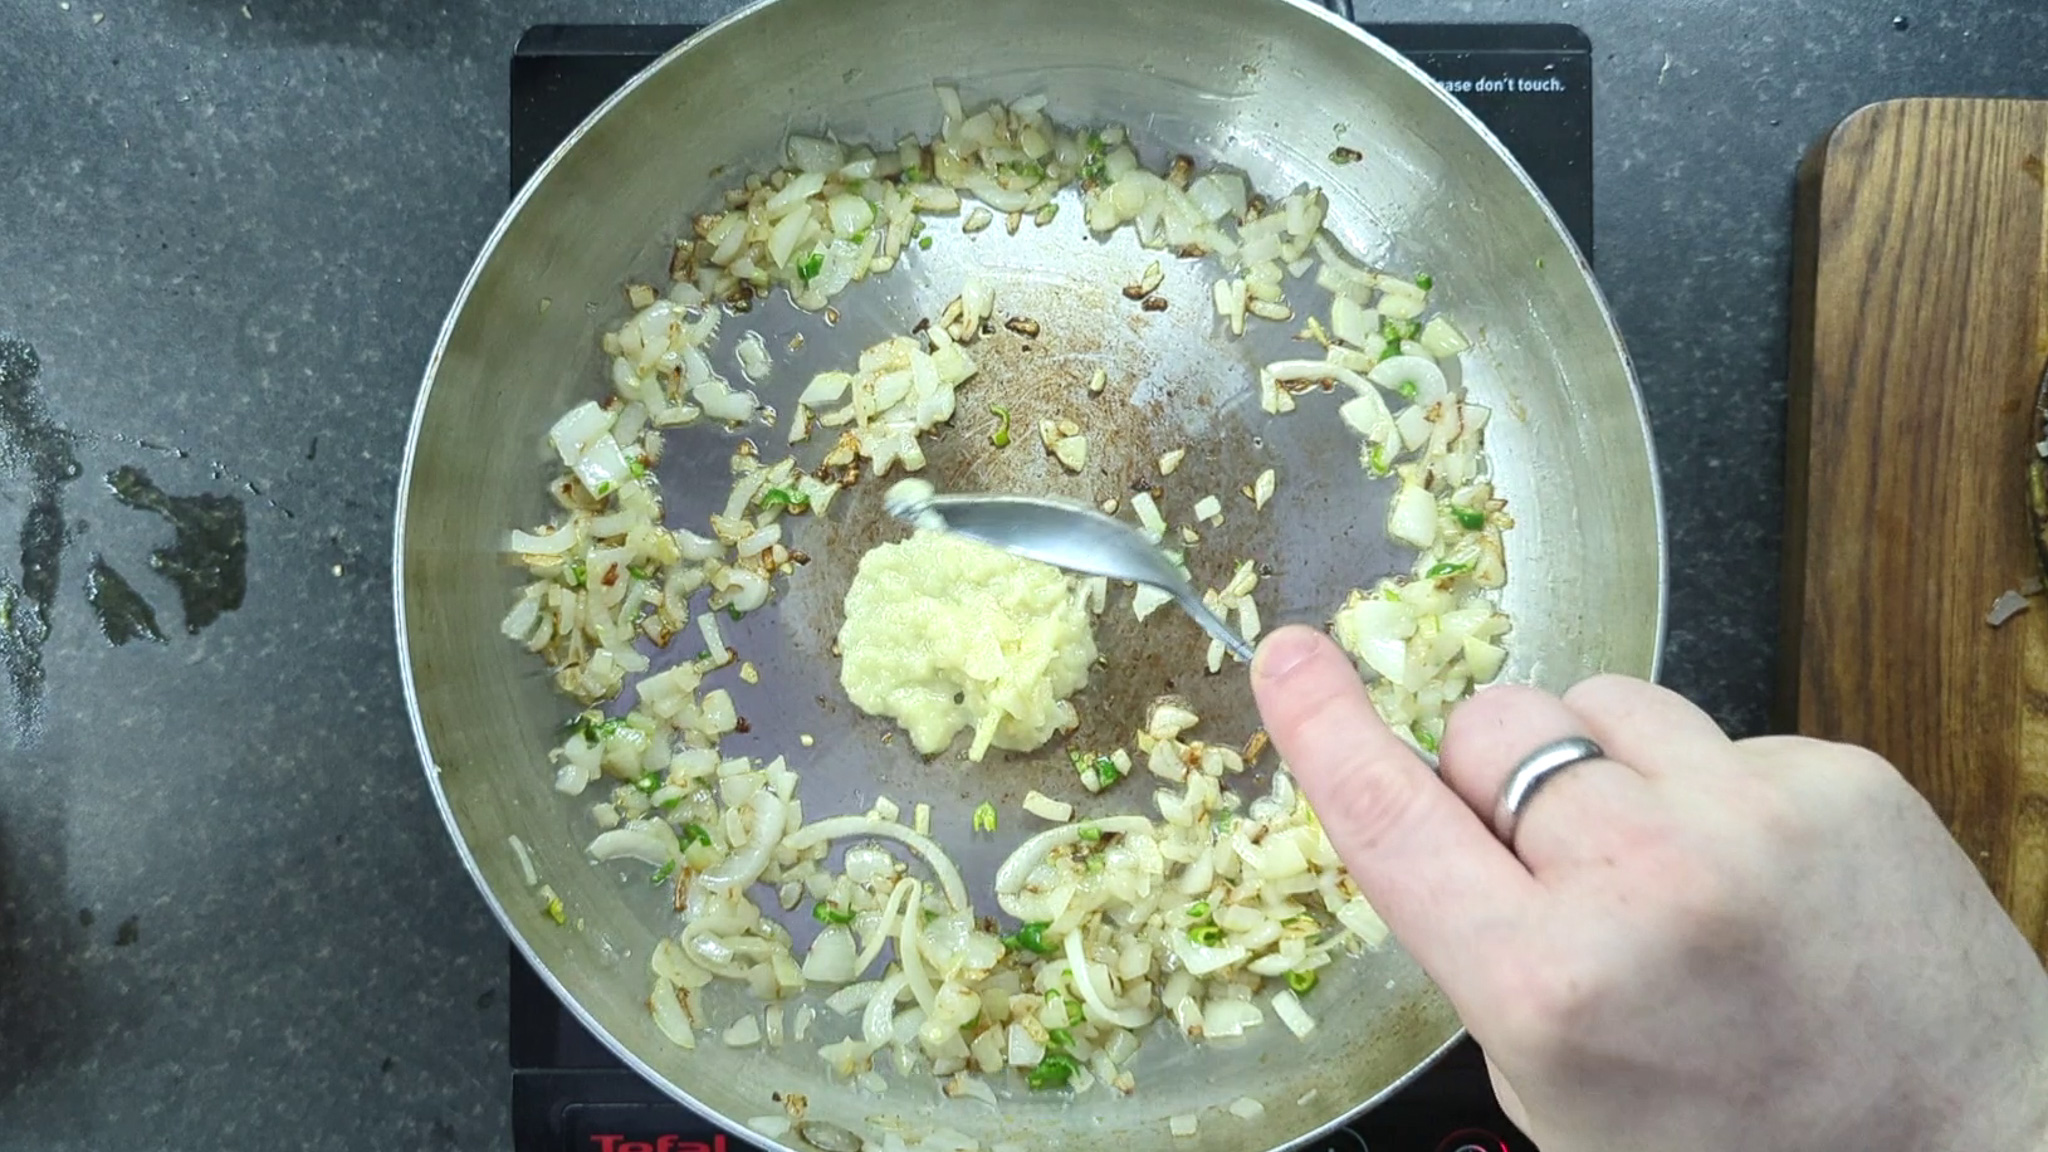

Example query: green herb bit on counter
[989,404,1013,448]
[1286,969,1319,995]
[972,801,998,833]
[812,901,856,925]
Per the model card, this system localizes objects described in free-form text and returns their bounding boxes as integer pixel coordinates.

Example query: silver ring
[1490,736,1606,846]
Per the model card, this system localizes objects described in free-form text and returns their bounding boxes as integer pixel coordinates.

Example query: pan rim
[393,0,1667,1145]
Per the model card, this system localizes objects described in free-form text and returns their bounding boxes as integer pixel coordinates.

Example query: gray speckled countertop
[2,0,2044,1147]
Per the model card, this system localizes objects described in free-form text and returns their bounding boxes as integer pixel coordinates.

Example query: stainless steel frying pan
[395,1,1665,1147]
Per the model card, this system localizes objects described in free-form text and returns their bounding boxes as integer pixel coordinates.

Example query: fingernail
[1254,625,1321,682]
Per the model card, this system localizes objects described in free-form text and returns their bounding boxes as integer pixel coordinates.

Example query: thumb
[1251,625,1535,983]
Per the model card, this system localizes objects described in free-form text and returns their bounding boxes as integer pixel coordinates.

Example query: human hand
[1251,625,2048,1152]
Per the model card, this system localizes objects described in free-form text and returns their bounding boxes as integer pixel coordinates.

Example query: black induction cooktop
[506,20,1591,1152]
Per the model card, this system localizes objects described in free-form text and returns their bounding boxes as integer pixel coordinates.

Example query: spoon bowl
[884,482,1256,664]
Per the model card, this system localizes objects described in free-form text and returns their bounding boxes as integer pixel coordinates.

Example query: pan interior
[397,1,1663,1149]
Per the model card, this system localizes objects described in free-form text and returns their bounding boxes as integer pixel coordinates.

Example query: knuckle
[1486,959,1597,1054]
[1559,673,1638,714]
[1318,756,1433,854]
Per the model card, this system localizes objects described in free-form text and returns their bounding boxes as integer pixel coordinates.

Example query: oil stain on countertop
[0,333,253,740]
[84,555,165,646]
[106,466,247,632]
[0,335,81,737]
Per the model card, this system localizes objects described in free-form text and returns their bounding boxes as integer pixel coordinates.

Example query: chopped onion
[697,610,728,666]
[1387,483,1438,549]
[1336,895,1391,947]
[1202,997,1265,1039]
[1271,987,1316,1038]
[586,826,675,866]
[1417,315,1472,358]
[826,980,883,1017]
[507,835,538,887]
[1369,355,1449,404]
[723,1013,763,1047]
[649,980,697,1049]
[701,793,788,890]
[803,923,859,984]
[783,816,969,910]
[1132,584,1173,621]
[1022,791,1073,823]
[1988,590,2031,627]
[995,818,1155,914]
[1065,929,1154,1028]
[1130,491,1167,542]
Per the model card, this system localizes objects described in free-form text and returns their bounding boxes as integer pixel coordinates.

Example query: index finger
[1252,626,1538,987]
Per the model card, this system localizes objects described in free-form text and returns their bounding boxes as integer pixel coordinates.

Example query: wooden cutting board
[1783,97,2048,960]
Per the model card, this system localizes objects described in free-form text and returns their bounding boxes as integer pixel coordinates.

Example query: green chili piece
[1026,1051,1079,1090]
[1002,921,1055,955]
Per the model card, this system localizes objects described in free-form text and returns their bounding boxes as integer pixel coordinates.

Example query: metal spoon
[884,482,1256,663]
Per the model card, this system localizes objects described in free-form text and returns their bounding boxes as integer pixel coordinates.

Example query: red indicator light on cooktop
[1435,1129,1511,1152]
